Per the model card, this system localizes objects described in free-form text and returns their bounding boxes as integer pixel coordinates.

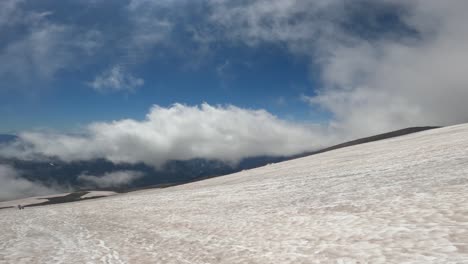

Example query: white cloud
[2,1,468,165]
[78,170,143,188]
[0,1,103,83]
[89,66,144,92]
[304,0,468,137]
[109,1,174,69]
[1,24,72,80]
[0,164,63,202]
[205,0,468,138]
[87,1,174,93]
[0,103,334,167]
[207,0,341,48]
[126,4,173,51]
[0,0,23,28]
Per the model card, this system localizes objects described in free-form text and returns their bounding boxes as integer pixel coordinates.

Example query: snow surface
[1,124,468,263]
[0,191,117,208]
[0,193,71,208]
[80,191,117,199]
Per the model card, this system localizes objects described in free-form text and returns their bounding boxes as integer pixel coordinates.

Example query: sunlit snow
[1,125,468,263]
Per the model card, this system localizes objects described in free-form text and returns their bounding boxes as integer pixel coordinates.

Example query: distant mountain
[0,156,286,192]
[0,126,440,192]
[293,126,440,159]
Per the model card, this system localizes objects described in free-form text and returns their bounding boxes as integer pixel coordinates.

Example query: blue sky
[0,42,314,132]
[1,0,468,162]
[0,0,323,133]
[0,0,413,133]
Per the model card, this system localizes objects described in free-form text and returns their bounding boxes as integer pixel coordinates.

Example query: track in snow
[1,125,468,263]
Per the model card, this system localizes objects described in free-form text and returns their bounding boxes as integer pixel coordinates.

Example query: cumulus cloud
[89,66,144,92]
[304,1,468,137]
[78,170,143,188]
[0,164,63,202]
[205,0,468,138]
[0,104,333,167]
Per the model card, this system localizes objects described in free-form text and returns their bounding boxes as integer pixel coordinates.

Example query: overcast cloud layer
[1,1,468,167]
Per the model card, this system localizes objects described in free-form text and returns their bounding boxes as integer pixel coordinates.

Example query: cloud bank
[0,164,63,202]
[306,1,468,137]
[78,170,143,188]
[1,104,333,167]
[206,0,468,137]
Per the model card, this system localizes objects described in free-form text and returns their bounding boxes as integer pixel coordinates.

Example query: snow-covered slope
[0,191,117,208]
[1,125,468,264]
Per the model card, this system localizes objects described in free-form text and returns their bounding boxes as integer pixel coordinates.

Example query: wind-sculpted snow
[1,125,468,263]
